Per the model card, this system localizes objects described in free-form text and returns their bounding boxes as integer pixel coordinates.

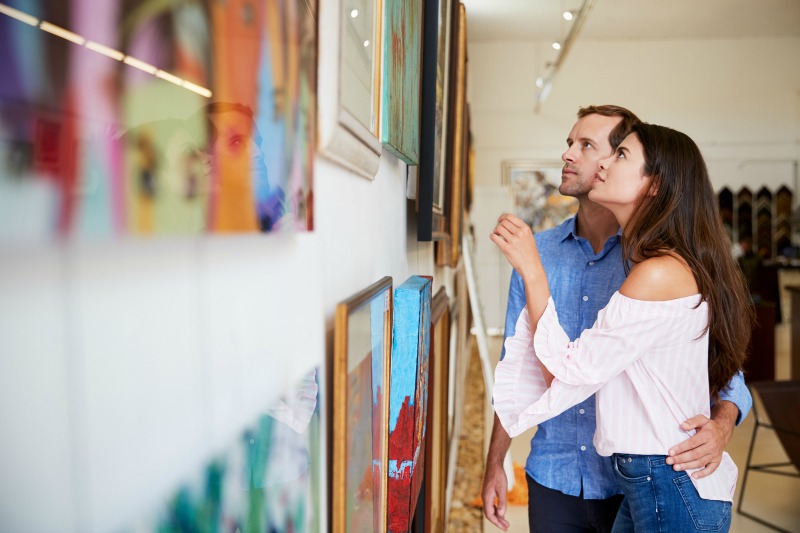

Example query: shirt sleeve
[493,307,549,432]
[716,370,751,426]
[494,294,667,437]
[500,270,527,361]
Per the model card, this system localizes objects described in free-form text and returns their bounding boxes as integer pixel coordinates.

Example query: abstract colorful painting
[501,160,578,233]
[333,277,393,533]
[0,0,315,244]
[380,0,422,164]
[134,367,322,532]
[388,275,432,533]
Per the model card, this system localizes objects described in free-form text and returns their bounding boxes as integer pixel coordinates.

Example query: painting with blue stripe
[388,275,431,532]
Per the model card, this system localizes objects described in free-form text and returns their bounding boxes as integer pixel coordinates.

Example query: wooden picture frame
[501,160,578,233]
[333,276,393,533]
[388,275,432,532]
[423,287,450,532]
[436,2,468,266]
[319,0,384,179]
[417,0,454,240]
[380,0,423,164]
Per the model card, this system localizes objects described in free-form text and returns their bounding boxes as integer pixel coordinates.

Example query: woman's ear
[646,177,659,197]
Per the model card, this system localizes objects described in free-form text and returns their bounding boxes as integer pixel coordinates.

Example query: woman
[490,123,752,532]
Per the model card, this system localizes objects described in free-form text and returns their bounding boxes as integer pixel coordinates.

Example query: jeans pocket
[612,455,651,482]
[673,475,732,531]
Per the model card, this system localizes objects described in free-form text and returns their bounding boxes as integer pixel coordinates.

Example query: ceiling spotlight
[363,40,370,47]
[350,8,358,18]
[563,11,574,21]
[536,77,544,88]
[552,41,562,50]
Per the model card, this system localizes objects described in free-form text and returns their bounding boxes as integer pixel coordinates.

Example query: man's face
[559,113,623,198]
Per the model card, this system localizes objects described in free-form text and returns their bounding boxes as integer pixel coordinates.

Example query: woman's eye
[617,151,626,159]
[582,142,592,149]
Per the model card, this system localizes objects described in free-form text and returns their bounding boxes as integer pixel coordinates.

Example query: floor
[468,323,800,533]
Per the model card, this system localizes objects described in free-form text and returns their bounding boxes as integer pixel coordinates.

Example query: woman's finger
[498,213,526,229]
[493,223,515,242]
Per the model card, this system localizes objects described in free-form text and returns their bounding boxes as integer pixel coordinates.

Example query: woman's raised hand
[490,213,544,282]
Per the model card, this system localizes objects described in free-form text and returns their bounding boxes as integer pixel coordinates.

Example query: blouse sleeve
[493,293,670,438]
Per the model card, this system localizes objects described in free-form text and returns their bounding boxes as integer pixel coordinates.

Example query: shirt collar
[557,216,578,242]
[559,214,622,259]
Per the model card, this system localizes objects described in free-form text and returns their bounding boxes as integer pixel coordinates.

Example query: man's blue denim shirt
[501,216,753,499]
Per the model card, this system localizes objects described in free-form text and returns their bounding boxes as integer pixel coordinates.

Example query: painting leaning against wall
[0,0,316,244]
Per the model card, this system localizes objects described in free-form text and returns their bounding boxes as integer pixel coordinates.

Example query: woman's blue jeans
[610,454,732,532]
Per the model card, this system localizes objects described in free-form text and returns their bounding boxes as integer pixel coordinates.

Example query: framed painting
[388,275,432,533]
[318,0,383,179]
[333,277,393,533]
[501,160,578,233]
[0,0,316,238]
[417,0,454,241]
[423,287,450,532]
[436,2,468,267]
[380,0,423,164]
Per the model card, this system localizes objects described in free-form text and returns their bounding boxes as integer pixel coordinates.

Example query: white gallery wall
[469,35,800,330]
[0,146,437,531]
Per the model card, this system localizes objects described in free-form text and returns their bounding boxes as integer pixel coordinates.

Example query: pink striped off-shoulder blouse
[493,292,737,502]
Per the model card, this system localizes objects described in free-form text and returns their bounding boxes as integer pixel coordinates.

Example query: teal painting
[381,0,423,164]
[135,368,322,533]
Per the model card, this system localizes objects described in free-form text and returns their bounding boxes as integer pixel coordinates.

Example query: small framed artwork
[380,0,423,164]
[318,0,384,179]
[417,0,455,240]
[423,287,450,532]
[501,160,578,232]
[333,277,393,533]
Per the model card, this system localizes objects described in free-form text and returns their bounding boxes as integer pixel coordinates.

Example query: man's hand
[482,459,510,531]
[666,401,738,479]
[483,415,513,531]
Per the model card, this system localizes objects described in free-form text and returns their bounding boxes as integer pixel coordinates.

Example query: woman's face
[589,133,651,224]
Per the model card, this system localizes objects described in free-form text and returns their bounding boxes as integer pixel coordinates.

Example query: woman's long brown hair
[623,123,754,400]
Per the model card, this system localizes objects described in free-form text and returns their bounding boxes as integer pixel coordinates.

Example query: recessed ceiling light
[351,9,358,18]
[563,11,574,21]
[552,41,562,50]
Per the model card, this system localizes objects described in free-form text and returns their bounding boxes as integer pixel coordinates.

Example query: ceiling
[461,0,800,42]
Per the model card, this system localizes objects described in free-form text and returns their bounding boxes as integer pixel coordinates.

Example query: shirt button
[580,445,587,451]
[582,295,589,302]
[579,408,585,414]
[588,261,595,266]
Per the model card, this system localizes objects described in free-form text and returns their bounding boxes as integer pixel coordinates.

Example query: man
[482,105,752,532]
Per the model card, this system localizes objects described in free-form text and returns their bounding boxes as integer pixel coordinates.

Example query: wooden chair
[737,380,800,532]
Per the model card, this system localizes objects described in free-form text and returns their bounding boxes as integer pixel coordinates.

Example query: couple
[484,105,753,532]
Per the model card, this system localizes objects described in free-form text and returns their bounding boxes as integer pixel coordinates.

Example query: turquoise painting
[380,0,423,164]
[388,275,431,532]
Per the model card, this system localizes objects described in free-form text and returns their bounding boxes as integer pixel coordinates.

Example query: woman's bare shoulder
[620,254,698,301]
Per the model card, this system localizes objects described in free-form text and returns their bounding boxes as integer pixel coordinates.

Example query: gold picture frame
[333,276,393,533]
[436,2,468,267]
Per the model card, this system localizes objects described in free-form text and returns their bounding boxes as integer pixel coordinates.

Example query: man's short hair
[577,105,641,149]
